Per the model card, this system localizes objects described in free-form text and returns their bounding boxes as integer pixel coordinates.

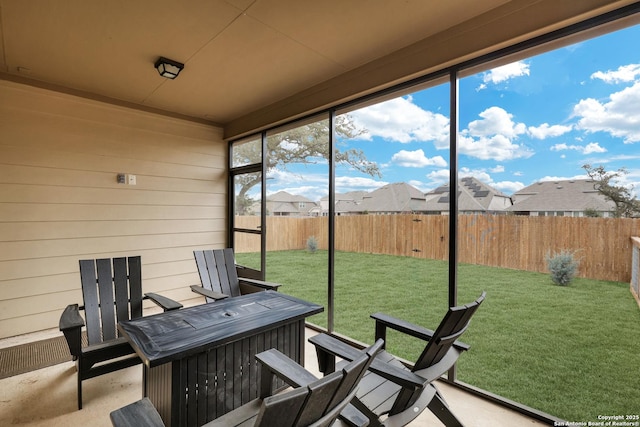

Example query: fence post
[631,237,640,308]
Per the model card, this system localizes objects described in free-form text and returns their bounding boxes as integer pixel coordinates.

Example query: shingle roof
[358,182,426,213]
[331,191,368,213]
[507,179,615,212]
[266,191,318,215]
[268,191,314,203]
[424,177,511,212]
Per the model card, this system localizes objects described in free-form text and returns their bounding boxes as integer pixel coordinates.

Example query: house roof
[268,191,314,204]
[358,182,426,213]
[320,191,368,214]
[507,179,615,212]
[0,1,632,137]
[267,191,317,215]
[424,177,511,212]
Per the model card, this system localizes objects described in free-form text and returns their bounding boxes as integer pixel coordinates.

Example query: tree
[232,115,380,212]
[583,208,602,218]
[582,164,640,218]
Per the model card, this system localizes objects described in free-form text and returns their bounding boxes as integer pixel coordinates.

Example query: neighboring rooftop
[424,176,512,214]
[357,182,427,214]
[266,191,319,216]
[507,179,615,216]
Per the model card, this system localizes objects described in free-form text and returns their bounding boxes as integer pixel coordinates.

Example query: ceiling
[0,0,637,135]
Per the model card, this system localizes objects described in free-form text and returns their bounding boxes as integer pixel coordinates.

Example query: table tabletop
[118,291,323,367]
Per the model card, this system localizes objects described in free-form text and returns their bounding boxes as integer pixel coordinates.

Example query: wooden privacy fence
[235,215,640,283]
[632,237,640,306]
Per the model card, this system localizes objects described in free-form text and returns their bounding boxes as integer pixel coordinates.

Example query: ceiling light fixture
[154,57,184,79]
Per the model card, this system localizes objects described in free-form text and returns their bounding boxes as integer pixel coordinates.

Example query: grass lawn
[237,250,640,421]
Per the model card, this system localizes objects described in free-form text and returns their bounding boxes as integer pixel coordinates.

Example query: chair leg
[76,357,84,410]
[427,391,463,427]
[349,397,382,427]
[77,373,83,410]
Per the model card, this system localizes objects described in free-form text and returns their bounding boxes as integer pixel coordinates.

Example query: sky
[267,22,640,202]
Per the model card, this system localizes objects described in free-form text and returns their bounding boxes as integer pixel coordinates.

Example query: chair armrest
[256,348,371,427]
[309,333,425,391]
[189,285,229,301]
[255,348,318,398]
[144,293,183,311]
[59,304,84,330]
[238,277,282,291]
[59,304,84,358]
[110,397,165,427]
[371,312,470,352]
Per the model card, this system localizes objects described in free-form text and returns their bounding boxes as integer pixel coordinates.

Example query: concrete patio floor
[0,328,545,427]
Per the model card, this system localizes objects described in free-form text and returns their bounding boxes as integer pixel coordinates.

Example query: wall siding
[0,80,226,338]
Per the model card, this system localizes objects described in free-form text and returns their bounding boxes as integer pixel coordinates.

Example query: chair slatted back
[194,249,241,301]
[294,371,343,426]
[257,339,383,427]
[80,256,143,346]
[300,339,383,427]
[324,350,369,412]
[255,386,309,427]
[308,388,359,427]
[413,292,486,371]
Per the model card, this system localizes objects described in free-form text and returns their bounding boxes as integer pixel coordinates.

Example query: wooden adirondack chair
[59,256,182,410]
[110,339,385,427]
[191,248,282,302]
[309,292,486,427]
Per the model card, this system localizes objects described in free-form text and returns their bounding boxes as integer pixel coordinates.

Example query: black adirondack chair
[309,292,486,427]
[191,248,282,302]
[59,256,182,410]
[110,339,385,427]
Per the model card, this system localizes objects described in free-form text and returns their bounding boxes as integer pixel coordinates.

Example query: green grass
[236,250,640,421]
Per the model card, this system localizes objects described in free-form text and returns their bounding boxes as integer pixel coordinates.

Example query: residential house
[507,179,615,217]
[319,191,368,216]
[356,182,427,214]
[424,177,513,215]
[266,191,319,217]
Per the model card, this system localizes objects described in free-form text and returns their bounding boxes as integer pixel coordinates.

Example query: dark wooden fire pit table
[118,290,323,427]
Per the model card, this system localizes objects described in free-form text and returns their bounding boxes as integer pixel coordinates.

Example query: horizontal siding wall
[0,80,227,339]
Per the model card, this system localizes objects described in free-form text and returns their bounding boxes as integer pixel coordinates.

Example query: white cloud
[550,142,607,154]
[460,107,533,161]
[352,98,535,161]
[390,149,447,167]
[427,169,450,183]
[584,153,640,164]
[490,165,505,173]
[478,61,530,89]
[537,175,589,182]
[350,96,449,146]
[278,185,326,200]
[335,176,387,193]
[494,181,525,194]
[583,143,607,154]
[528,123,573,139]
[573,81,640,143]
[467,106,527,138]
[459,167,491,183]
[591,63,640,84]
[458,167,522,194]
[407,180,433,193]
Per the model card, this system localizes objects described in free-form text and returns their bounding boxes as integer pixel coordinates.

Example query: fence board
[233,215,640,283]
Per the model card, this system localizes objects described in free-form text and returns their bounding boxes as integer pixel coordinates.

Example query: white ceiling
[0,0,636,130]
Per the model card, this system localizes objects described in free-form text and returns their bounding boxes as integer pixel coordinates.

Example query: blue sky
[268,23,640,202]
